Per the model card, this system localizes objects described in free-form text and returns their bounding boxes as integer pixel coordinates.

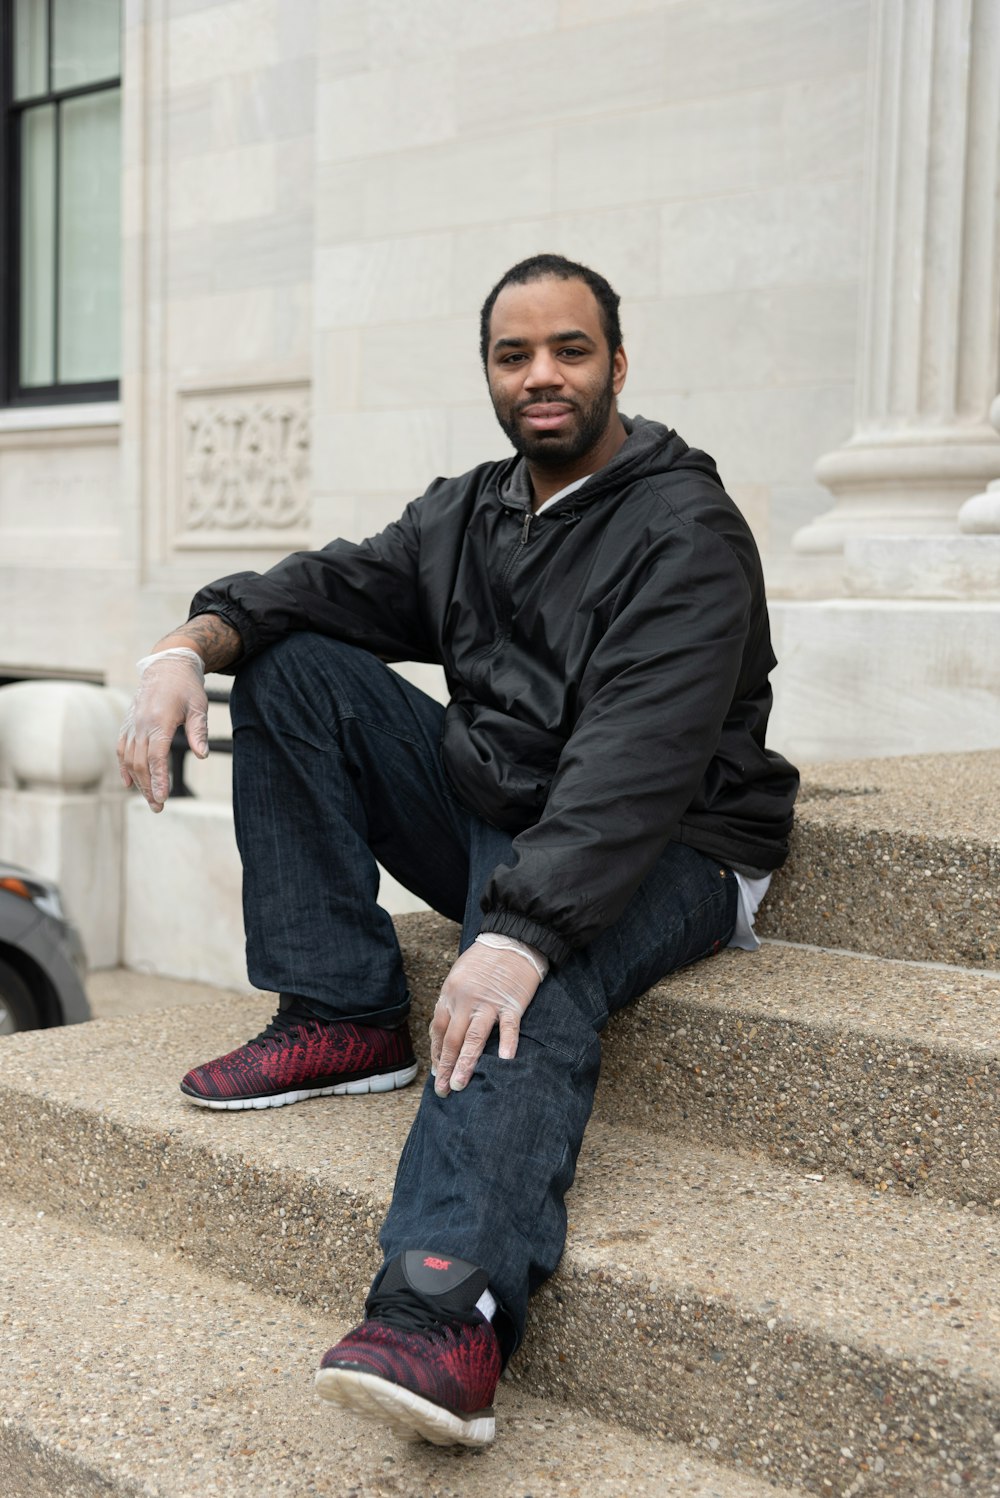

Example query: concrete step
[757,751,999,967]
[84,907,1000,1210]
[0,1006,997,1494]
[600,940,1000,1209]
[398,913,1000,1208]
[376,750,1000,972]
[0,1199,799,1498]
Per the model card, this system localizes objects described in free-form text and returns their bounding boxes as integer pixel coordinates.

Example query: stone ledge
[768,606,1000,764]
[397,912,1000,1206]
[844,535,1000,600]
[759,750,1000,966]
[0,1423,139,1498]
[116,748,1000,985]
[0,1002,997,1493]
[601,941,1000,1207]
[0,1201,788,1498]
[40,904,1000,1212]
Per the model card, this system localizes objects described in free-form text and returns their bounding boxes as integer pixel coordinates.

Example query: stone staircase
[0,751,997,1497]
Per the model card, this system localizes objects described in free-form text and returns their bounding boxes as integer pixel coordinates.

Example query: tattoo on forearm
[160,614,242,672]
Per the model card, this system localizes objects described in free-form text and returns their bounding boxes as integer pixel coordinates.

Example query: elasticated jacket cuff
[477,908,572,969]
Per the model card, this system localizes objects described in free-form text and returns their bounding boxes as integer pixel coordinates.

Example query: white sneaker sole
[181,1062,418,1110]
[314,1366,495,1448]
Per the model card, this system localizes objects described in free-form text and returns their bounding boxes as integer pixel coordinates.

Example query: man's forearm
[152,613,243,673]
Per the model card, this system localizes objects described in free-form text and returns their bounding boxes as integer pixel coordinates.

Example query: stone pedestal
[0,682,130,968]
[844,392,1000,596]
[768,599,1000,765]
[122,800,428,991]
[794,0,1000,557]
[843,535,1000,599]
[960,485,1000,534]
[123,798,247,989]
[958,394,1000,535]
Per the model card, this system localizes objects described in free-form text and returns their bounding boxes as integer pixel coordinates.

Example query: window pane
[13,0,48,100]
[20,105,56,388]
[52,0,121,91]
[58,91,121,383]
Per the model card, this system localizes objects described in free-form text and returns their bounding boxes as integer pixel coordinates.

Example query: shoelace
[250,1004,320,1046]
[248,1007,399,1049]
[366,1285,481,1340]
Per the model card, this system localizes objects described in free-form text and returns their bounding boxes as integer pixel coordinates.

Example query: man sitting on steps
[118,254,798,1449]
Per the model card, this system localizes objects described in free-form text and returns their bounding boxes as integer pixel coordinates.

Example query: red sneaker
[315,1251,501,1447]
[179,1003,417,1110]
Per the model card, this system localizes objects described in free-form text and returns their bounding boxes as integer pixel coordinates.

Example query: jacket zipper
[500,508,536,631]
[468,508,534,682]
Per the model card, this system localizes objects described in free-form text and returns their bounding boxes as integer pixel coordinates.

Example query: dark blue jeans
[230,634,738,1360]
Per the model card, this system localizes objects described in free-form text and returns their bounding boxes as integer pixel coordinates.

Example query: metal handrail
[168,688,232,798]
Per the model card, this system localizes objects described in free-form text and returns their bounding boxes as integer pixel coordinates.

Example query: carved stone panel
[175,384,311,549]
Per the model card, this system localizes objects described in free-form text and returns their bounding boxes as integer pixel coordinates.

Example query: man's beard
[491,369,617,469]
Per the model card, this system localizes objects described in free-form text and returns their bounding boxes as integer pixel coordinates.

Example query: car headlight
[0,874,65,922]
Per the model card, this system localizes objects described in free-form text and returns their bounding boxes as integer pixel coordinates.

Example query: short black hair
[479,254,623,369]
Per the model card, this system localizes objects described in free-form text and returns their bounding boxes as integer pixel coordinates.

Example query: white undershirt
[729,872,771,951]
[534,475,592,514]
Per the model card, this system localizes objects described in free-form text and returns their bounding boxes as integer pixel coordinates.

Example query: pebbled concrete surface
[86,969,257,1022]
[527,1126,1000,1496]
[758,751,1000,967]
[0,1002,998,1495]
[601,940,1000,1208]
[388,913,1000,1208]
[75,914,1000,1212]
[0,1427,141,1498]
[0,1201,801,1498]
[13,748,998,1495]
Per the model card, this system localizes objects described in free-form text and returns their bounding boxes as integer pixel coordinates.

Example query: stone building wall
[1,0,874,694]
[2,0,997,770]
[122,0,318,658]
[3,0,998,979]
[310,0,871,600]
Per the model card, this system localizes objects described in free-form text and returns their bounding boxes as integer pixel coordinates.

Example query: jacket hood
[497,413,723,511]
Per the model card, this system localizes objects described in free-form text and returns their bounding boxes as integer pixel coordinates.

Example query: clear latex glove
[118,648,208,813]
[429,941,543,1098]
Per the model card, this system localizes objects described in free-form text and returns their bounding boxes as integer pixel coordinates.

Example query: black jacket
[190,416,798,967]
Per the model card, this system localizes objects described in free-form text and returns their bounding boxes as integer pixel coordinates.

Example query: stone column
[794,0,1000,558]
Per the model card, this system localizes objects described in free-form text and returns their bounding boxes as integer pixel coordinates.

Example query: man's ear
[612,346,628,396]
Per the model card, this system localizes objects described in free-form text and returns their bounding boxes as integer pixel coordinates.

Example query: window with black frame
[1,0,121,406]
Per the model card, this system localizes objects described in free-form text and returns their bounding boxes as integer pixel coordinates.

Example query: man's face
[485,276,627,470]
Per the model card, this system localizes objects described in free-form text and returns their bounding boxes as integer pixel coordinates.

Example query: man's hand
[118,649,208,813]
[118,615,242,813]
[429,943,542,1097]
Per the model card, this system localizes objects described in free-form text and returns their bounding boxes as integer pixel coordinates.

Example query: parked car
[0,863,90,1033]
